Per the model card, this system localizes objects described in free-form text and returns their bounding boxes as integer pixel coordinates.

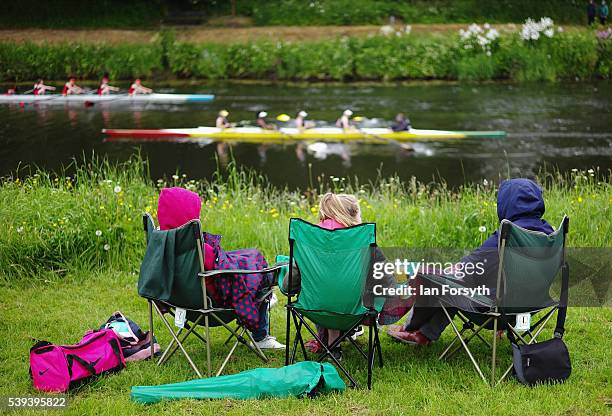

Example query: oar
[84,89,136,107]
[356,127,414,151]
[23,89,34,94]
[351,115,414,151]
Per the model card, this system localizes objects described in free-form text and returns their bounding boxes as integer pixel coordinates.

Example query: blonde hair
[318,192,361,227]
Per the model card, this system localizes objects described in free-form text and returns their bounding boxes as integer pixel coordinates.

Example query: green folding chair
[422,216,569,386]
[284,218,384,389]
[138,213,286,378]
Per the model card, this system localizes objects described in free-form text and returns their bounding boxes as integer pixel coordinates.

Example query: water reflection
[0,81,610,188]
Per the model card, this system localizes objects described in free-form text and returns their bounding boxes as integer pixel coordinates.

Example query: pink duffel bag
[30,329,126,393]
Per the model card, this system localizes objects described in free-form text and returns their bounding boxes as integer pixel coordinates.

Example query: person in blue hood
[388,178,554,345]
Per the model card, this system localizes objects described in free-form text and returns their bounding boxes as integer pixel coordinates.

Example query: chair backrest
[498,216,568,312]
[138,213,205,309]
[289,218,376,330]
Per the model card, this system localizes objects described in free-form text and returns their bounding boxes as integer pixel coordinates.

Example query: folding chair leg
[223,324,241,346]
[374,324,383,368]
[495,308,556,386]
[216,326,246,376]
[158,315,204,366]
[244,329,268,363]
[442,317,493,360]
[290,313,307,364]
[208,313,268,363]
[439,328,466,360]
[367,324,374,390]
[204,315,212,377]
[294,313,359,388]
[441,304,487,384]
[157,327,183,366]
[148,301,155,360]
[153,302,202,378]
[285,306,291,366]
[491,317,498,386]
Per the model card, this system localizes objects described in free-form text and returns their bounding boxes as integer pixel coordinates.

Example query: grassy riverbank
[1,157,610,280]
[1,26,610,83]
[0,158,610,415]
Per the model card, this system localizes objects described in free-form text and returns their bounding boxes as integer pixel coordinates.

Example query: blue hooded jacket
[461,178,554,292]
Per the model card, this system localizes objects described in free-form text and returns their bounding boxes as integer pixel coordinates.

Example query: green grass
[0,157,610,415]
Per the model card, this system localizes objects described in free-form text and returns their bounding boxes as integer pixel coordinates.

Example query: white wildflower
[172,174,179,180]
[113,185,122,194]
[16,226,24,233]
[95,230,102,237]
[380,25,394,36]
[103,244,110,251]
[478,226,487,233]
[544,28,554,38]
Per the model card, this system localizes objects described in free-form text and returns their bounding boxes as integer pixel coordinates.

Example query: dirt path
[0,24,534,44]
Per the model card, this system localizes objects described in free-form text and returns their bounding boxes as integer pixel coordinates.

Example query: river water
[0,81,610,188]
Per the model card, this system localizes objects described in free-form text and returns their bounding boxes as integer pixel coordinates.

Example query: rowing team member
[33,79,55,95]
[62,77,84,95]
[295,110,315,130]
[128,79,152,95]
[216,110,231,128]
[336,109,353,130]
[256,111,276,130]
[391,112,411,132]
[98,75,119,95]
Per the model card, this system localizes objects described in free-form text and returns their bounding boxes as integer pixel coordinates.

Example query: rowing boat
[102,126,506,143]
[0,93,214,104]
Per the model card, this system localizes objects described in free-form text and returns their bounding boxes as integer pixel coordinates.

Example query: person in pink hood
[157,187,285,350]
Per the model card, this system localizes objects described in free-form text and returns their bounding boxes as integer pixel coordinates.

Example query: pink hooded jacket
[318,218,345,230]
[157,187,214,270]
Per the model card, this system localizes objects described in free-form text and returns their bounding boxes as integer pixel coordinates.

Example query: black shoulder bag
[506,263,571,386]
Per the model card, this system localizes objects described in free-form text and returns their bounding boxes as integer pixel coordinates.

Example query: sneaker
[269,292,279,309]
[254,335,285,350]
[350,326,365,341]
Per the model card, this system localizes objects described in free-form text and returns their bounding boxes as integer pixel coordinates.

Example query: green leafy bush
[0,30,608,82]
[0,42,162,81]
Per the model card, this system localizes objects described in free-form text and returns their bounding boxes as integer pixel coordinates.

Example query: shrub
[0,42,162,81]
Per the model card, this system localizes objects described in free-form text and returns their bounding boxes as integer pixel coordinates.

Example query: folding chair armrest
[198,262,289,279]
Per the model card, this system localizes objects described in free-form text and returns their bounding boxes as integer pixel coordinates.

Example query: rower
[33,79,55,95]
[216,110,231,128]
[5,88,16,95]
[391,113,411,132]
[256,111,276,130]
[295,110,313,130]
[62,77,83,95]
[336,109,353,130]
[98,75,120,95]
[128,79,152,95]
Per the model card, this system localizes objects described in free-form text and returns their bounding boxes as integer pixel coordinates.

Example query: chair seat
[293,306,376,332]
[152,299,238,328]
